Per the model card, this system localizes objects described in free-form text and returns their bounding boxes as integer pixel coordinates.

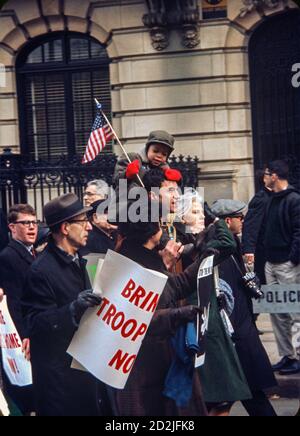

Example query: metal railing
[0,149,200,218]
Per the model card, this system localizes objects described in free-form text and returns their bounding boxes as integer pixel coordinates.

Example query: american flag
[82,107,114,164]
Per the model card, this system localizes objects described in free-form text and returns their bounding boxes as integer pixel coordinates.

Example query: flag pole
[95,99,145,188]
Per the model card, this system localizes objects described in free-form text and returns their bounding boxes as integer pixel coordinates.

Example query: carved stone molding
[181,24,200,49]
[143,0,200,50]
[149,27,170,51]
[240,0,289,18]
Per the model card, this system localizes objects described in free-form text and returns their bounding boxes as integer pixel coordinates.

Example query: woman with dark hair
[112,217,208,416]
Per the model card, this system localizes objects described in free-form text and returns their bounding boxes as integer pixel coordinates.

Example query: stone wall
[0,0,298,203]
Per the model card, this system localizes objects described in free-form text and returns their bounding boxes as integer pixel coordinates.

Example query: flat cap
[211,199,247,218]
[146,130,175,154]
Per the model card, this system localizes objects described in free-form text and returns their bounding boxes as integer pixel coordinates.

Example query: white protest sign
[83,254,105,286]
[253,285,300,314]
[71,258,105,372]
[195,255,214,368]
[0,296,32,386]
[0,389,9,416]
[68,250,168,389]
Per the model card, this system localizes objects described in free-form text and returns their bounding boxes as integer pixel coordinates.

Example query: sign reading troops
[68,250,168,389]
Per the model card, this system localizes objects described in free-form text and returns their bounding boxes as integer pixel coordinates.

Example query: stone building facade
[0,0,299,203]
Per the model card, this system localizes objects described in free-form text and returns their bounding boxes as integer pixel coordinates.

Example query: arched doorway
[249,10,300,188]
[16,32,112,160]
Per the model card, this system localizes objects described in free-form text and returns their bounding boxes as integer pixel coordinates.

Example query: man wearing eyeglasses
[83,180,109,207]
[263,160,300,376]
[0,204,38,415]
[22,193,106,416]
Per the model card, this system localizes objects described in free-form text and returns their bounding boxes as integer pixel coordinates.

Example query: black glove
[70,290,102,325]
[204,201,217,227]
[172,305,202,328]
[217,292,227,311]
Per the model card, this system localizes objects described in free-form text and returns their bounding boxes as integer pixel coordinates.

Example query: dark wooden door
[249,10,300,188]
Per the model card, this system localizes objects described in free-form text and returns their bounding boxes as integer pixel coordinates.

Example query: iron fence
[0,149,200,218]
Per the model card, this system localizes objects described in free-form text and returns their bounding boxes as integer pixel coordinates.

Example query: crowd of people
[0,130,299,416]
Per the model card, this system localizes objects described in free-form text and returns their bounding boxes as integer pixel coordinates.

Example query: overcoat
[22,240,108,416]
[0,240,34,339]
[111,240,208,417]
[0,240,35,414]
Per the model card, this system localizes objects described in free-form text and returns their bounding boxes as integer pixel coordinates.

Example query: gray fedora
[44,193,92,227]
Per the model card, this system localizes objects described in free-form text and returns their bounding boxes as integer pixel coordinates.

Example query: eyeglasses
[14,220,40,227]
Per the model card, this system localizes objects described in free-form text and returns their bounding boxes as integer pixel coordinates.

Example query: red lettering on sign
[131,323,147,342]
[108,349,128,371]
[96,298,148,342]
[108,349,137,374]
[111,312,125,331]
[121,319,138,339]
[129,286,146,306]
[96,298,110,317]
[3,333,21,349]
[123,354,136,374]
[121,280,160,313]
[102,304,117,325]
[121,279,136,299]
[7,358,19,374]
[140,291,154,310]
[145,294,160,313]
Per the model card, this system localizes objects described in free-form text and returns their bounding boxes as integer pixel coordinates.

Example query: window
[201,0,227,20]
[16,32,112,160]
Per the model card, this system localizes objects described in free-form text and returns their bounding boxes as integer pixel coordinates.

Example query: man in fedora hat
[22,193,107,416]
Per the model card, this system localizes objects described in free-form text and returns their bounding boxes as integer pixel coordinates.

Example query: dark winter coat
[113,148,169,190]
[218,238,277,392]
[110,240,208,417]
[22,240,106,416]
[263,185,300,266]
[0,240,36,414]
[0,240,34,339]
[242,188,272,283]
[0,209,9,253]
[80,225,116,256]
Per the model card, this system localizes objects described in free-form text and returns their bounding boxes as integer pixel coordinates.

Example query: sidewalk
[230,315,300,416]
